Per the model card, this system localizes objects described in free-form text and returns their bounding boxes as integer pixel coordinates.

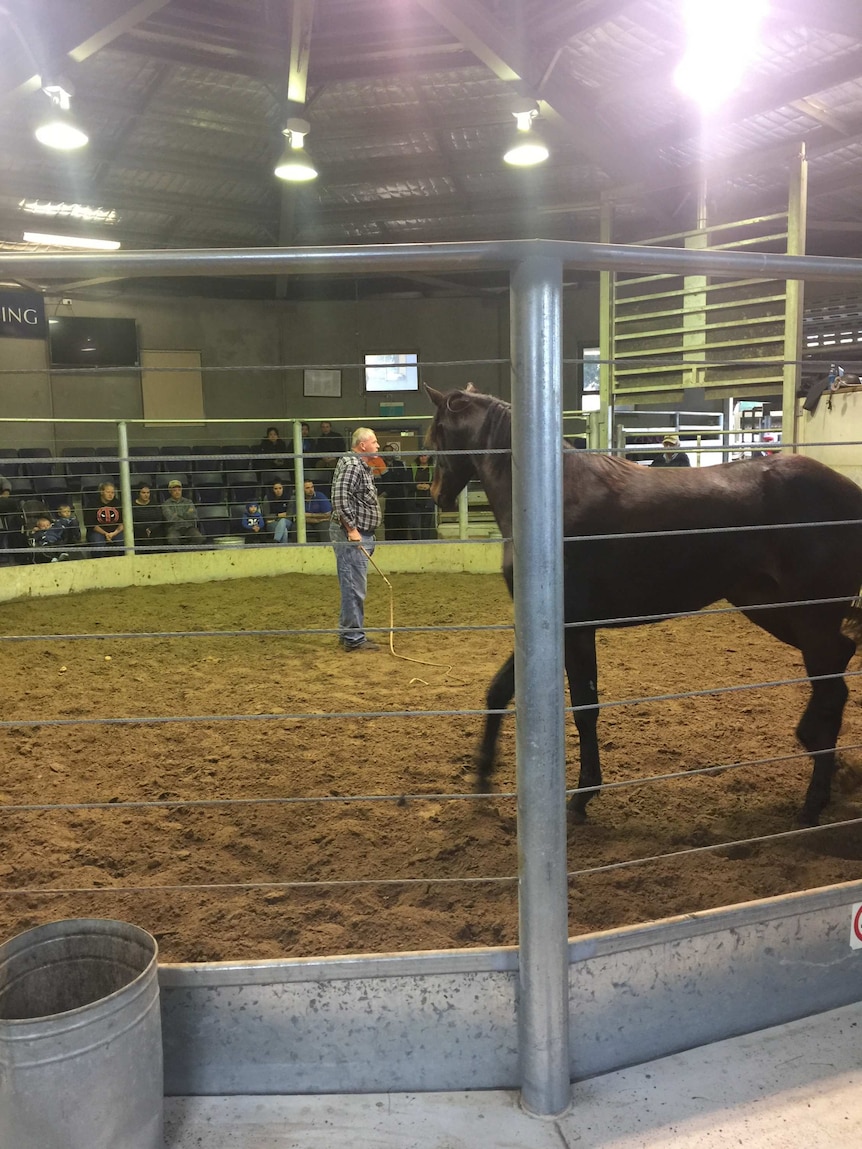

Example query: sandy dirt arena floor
[2,570,862,963]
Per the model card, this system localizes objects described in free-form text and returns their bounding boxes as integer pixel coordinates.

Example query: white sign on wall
[850,903,862,949]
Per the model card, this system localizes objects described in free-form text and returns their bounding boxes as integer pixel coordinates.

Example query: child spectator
[241,500,266,543]
[54,502,82,546]
[29,514,66,563]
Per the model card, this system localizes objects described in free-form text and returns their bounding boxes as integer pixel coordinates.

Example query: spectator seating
[0,441,332,518]
[17,448,54,479]
[160,472,190,492]
[193,472,226,505]
[94,447,120,479]
[129,472,156,491]
[227,470,259,502]
[230,502,250,535]
[159,445,194,473]
[129,446,159,468]
[61,446,96,490]
[197,504,230,538]
[33,474,68,499]
[259,468,290,487]
[0,448,19,476]
[80,472,110,493]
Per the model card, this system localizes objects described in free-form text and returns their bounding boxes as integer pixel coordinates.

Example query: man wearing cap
[162,479,205,547]
[329,427,381,651]
[650,435,690,468]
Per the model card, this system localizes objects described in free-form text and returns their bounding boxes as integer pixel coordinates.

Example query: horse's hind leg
[796,627,856,826]
[743,601,857,825]
[565,627,601,822]
[475,653,514,791]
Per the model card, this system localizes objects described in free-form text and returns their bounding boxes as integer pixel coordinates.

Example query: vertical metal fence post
[457,486,469,539]
[510,251,570,1116]
[292,420,307,543]
[117,421,136,555]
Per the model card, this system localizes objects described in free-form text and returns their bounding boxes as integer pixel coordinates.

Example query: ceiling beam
[531,0,634,45]
[414,0,670,186]
[116,30,478,86]
[768,0,862,38]
[1,0,173,102]
[637,47,862,154]
[287,0,315,106]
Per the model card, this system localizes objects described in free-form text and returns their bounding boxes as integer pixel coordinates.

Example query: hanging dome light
[503,98,549,167]
[35,83,89,151]
[274,117,318,182]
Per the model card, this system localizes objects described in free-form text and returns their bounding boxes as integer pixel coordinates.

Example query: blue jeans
[273,517,290,543]
[88,528,124,557]
[329,523,375,647]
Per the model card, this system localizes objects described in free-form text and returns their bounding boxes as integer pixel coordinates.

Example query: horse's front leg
[475,653,515,791]
[796,630,855,825]
[565,627,601,823]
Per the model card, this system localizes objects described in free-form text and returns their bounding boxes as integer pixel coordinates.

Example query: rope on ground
[362,544,471,685]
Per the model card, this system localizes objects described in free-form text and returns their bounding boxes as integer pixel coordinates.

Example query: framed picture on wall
[303,368,342,398]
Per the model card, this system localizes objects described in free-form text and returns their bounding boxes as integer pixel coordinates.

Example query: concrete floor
[164,999,862,1148]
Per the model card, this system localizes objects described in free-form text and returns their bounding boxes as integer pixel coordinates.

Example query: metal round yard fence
[2,238,862,1117]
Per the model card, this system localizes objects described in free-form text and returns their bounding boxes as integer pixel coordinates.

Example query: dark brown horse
[425,382,862,826]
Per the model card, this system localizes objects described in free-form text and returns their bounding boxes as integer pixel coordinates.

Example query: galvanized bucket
[0,918,163,1149]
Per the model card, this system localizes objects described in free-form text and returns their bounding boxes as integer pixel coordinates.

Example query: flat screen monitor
[48,316,139,367]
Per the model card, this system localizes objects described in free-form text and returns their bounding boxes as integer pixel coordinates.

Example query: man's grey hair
[352,427,375,448]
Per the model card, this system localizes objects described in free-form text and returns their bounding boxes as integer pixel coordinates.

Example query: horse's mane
[458,389,630,476]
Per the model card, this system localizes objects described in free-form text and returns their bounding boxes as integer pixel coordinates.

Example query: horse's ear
[465,381,477,393]
[424,383,445,409]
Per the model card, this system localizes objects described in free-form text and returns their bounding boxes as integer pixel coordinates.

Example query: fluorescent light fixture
[503,99,549,167]
[34,83,89,150]
[19,199,118,223]
[274,117,318,182]
[674,0,768,110]
[23,232,121,250]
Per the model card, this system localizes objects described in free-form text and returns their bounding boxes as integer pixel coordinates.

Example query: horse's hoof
[798,810,821,828]
[568,807,589,825]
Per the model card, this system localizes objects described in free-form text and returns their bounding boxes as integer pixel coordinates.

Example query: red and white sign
[851,903,862,949]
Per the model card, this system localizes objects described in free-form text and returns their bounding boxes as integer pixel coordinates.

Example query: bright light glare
[34,118,89,149]
[674,0,768,110]
[23,232,121,250]
[503,139,550,166]
[19,199,118,223]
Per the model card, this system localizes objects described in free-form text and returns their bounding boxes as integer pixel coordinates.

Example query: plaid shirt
[330,451,380,533]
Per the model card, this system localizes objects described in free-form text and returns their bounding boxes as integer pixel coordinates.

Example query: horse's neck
[473,454,513,535]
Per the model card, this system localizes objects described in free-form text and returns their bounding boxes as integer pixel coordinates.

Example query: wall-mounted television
[48,316,139,367]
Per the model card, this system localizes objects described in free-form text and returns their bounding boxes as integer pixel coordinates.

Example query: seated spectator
[650,435,691,468]
[259,426,287,456]
[241,500,266,543]
[132,484,164,550]
[288,478,332,543]
[85,481,124,556]
[54,502,82,547]
[300,422,314,456]
[28,514,68,563]
[315,420,346,468]
[378,442,412,540]
[411,452,437,540]
[0,480,24,565]
[162,479,205,547]
[263,479,292,543]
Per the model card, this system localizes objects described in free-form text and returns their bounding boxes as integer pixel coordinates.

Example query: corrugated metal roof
[1,0,862,300]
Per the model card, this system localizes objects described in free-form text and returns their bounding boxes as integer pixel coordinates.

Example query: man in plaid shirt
[329,427,382,651]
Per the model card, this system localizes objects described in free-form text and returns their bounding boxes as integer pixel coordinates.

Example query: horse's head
[424,382,485,510]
